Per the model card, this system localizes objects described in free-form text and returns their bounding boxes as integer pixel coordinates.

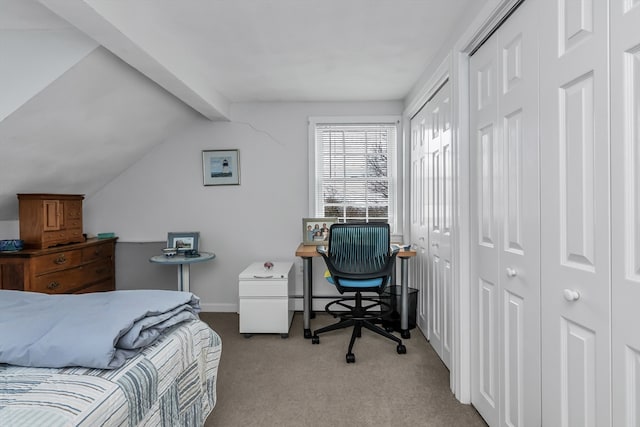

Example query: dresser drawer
[42,228,84,245]
[82,241,114,263]
[32,250,82,275]
[32,259,113,294]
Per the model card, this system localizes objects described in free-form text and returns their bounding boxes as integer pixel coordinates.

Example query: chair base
[311,293,406,363]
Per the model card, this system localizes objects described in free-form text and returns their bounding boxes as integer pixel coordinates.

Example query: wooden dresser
[0,237,116,294]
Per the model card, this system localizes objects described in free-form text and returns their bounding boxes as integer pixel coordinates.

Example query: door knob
[506,267,517,277]
[563,289,580,301]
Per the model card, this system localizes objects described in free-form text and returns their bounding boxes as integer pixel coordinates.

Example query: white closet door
[496,4,540,425]
[410,106,430,334]
[470,31,501,427]
[611,1,640,426]
[426,81,453,369]
[539,0,611,425]
[470,1,540,425]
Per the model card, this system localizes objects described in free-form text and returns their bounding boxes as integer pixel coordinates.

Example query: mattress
[0,319,222,427]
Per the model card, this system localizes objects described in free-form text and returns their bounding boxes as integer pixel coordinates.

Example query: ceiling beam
[39,0,230,121]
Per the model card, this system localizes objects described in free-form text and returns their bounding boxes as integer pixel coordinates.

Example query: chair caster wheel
[385,326,395,333]
[397,344,407,354]
[304,329,312,339]
[311,336,320,344]
[346,353,356,363]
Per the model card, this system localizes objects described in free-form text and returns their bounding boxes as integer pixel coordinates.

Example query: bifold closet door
[470,1,540,425]
[410,108,429,334]
[426,81,453,369]
[539,0,611,425]
[410,80,453,370]
[611,1,640,425]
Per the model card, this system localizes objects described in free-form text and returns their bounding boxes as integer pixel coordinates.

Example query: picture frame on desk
[302,217,337,245]
[202,149,240,186]
[167,232,199,253]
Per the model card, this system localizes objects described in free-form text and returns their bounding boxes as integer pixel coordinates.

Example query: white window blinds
[310,118,398,231]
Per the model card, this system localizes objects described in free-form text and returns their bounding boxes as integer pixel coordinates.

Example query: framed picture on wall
[302,217,338,246]
[167,232,199,252]
[202,149,240,186]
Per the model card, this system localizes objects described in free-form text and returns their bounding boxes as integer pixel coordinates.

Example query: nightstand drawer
[239,280,290,297]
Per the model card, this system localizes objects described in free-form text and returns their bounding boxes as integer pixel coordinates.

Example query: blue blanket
[0,289,200,369]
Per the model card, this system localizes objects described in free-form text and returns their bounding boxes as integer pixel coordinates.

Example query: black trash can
[381,285,418,331]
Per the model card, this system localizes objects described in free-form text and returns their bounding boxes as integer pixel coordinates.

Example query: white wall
[84,101,403,311]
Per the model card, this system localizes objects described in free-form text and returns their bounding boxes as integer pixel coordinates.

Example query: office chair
[311,223,406,363]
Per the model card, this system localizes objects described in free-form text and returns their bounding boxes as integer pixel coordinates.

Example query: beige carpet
[201,312,486,427]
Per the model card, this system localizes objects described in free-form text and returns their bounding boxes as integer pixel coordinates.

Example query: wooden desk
[295,243,416,339]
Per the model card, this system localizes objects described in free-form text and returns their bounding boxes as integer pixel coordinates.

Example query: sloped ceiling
[0,0,486,221]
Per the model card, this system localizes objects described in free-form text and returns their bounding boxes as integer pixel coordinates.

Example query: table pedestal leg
[400,257,411,339]
[178,264,190,293]
[303,257,313,338]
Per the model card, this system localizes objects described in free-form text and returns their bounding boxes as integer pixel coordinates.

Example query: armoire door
[470,1,540,425]
[611,1,640,425]
[539,0,611,425]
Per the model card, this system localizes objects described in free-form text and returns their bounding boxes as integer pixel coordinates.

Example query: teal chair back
[319,223,398,293]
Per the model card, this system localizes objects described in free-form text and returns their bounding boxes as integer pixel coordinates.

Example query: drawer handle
[54,255,67,265]
[47,281,60,290]
[94,249,102,256]
[95,268,107,275]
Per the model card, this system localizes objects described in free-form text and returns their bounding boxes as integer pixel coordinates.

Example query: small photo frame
[167,232,200,253]
[302,217,338,246]
[202,149,240,186]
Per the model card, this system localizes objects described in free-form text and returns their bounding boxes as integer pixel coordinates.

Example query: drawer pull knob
[54,255,67,265]
[95,268,107,275]
[47,281,60,290]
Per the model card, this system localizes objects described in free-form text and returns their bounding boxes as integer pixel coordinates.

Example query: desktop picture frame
[302,217,338,246]
[167,232,200,252]
[202,149,240,186]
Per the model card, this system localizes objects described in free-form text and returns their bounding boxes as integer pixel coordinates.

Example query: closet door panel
[471,35,500,427]
[497,3,541,424]
[427,83,452,368]
[540,0,610,425]
[410,111,429,333]
[471,3,540,425]
[611,1,640,425]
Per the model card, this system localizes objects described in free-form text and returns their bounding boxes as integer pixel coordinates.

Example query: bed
[0,290,222,427]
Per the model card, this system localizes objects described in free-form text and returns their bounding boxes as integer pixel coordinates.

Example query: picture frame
[167,232,200,253]
[302,217,338,246]
[202,149,240,186]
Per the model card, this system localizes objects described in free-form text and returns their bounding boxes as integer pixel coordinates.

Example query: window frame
[308,115,401,236]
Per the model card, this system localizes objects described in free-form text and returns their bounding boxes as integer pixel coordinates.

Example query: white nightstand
[238,261,294,338]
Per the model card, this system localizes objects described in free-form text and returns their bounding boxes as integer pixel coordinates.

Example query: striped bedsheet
[0,320,222,427]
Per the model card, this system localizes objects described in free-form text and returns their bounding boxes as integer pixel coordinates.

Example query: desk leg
[302,257,313,338]
[178,264,190,293]
[400,258,411,339]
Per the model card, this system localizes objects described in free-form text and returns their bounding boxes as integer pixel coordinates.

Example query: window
[309,116,400,234]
